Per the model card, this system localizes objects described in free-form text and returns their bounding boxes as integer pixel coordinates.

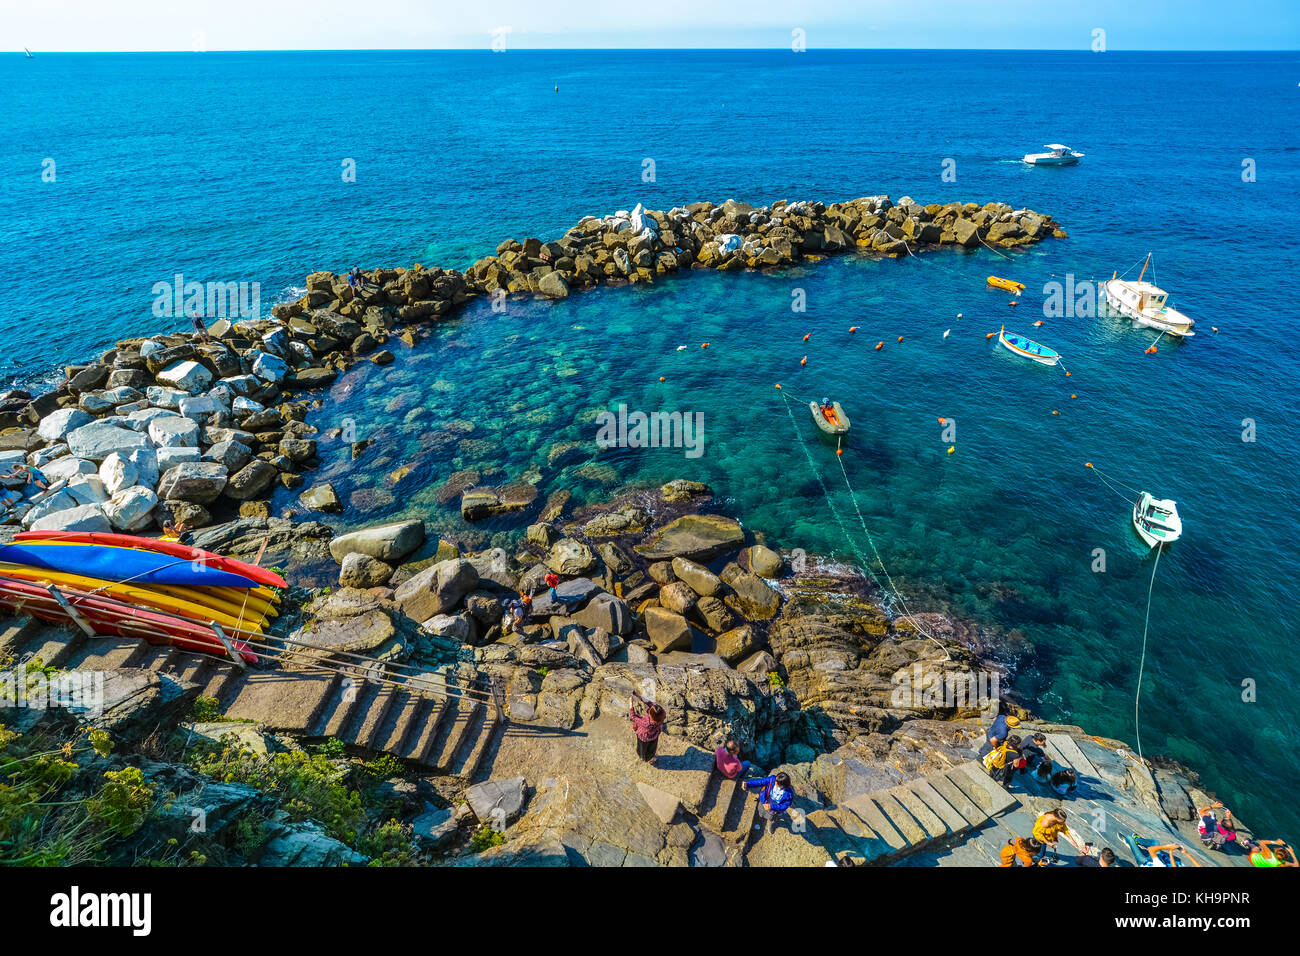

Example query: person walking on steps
[983,734,1022,791]
[629,690,666,767]
[999,836,1047,867]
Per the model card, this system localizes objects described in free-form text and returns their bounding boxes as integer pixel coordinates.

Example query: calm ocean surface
[2,50,1298,840]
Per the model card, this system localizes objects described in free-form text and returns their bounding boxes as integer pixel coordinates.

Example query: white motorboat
[1132,492,1182,548]
[1103,254,1196,337]
[1022,144,1084,166]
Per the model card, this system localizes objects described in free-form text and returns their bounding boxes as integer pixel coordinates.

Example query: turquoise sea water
[3,50,1298,840]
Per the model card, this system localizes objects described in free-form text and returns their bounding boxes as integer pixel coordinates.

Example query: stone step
[168,653,211,688]
[1047,733,1102,780]
[804,808,869,865]
[203,666,244,706]
[906,779,971,837]
[824,803,901,864]
[425,698,473,770]
[401,697,450,764]
[375,690,422,755]
[434,700,484,773]
[926,771,986,827]
[946,761,1020,817]
[872,790,930,848]
[887,784,951,843]
[63,636,144,671]
[456,708,500,780]
[224,670,340,734]
[349,684,398,750]
[840,794,910,857]
[311,678,363,739]
[725,780,759,839]
[0,617,46,657]
[23,627,86,670]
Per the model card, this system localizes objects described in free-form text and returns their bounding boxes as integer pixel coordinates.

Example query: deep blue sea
[3,50,1298,841]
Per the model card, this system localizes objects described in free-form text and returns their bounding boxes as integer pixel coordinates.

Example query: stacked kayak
[0,533,284,663]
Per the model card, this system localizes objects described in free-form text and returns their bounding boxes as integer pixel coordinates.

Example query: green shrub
[358,819,417,866]
[470,826,505,853]
[190,696,225,723]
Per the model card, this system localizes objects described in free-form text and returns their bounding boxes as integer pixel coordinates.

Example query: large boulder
[720,563,782,620]
[636,514,745,562]
[338,552,394,589]
[394,559,479,622]
[297,484,342,513]
[644,605,692,653]
[715,624,761,665]
[36,408,92,443]
[569,592,633,637]
[65,421,152,463]
[157,461,229,505]
[156,360,214,394]
[29,503,112,533]
[544,538,597,575]
[147,415,201,448]
[98,453,140,495]
[224,460,278,500]
[103,487,159,532]
[670,556,722,597]
[328,520,426,564]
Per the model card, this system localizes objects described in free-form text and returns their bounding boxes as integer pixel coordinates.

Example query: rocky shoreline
[4,193,1237,867]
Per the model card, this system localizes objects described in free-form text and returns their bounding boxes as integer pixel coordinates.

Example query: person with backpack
[629,689,666,766]
[983,734,1022,790]
[999,836,1047,867]
[978,711,1020,760]
[1247,839,1297,868]
[1196,802,1238,851]
[743,771,795,834]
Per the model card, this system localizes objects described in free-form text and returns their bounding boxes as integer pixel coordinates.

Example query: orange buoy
[875,341,883,350]
[1212,326,1220,333]
[1052,410,1059,415]
[701,342,709,348]
[1070,394,1077,399]
[803,333,810,341]
[848,326,859,333]
[938,417,946,424]
[1085,462,1093,468]
[1033,320,1044,327]
[775,384,782,389]
[836,448,843,456]
[947,446,955,454]
[1065,371,1071,376]
[659,376,665,381]
[985,332,995,339]
[800,356,807,366]
[897,335,904,343]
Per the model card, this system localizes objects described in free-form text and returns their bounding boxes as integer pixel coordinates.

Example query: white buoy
[676,345,687,351]
[943,329,950,339]
[957,313,963,319]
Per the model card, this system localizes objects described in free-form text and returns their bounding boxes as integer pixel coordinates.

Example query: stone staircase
[1,613,501,778]
[797,760,1020,865]
[694,773,762,863]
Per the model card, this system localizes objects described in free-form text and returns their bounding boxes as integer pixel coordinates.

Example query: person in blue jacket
[743,771,795,834]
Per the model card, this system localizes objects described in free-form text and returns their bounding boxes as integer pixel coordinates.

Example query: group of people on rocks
[0,462,49,516]
[983,708,1296,868]
[628,690,794,837]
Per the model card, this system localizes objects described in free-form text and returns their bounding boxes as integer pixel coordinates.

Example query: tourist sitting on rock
[1033,809,1090,862]
[715,739,750,780]
[743,771,794,834]
[1050,768,1078,797]
[978,710,1020,759]
[1020,732,1048,772]
[999,836,1047,867]
[1247,839,1297,868]
[1196,802,1238,851]
[629,689,666,767]
[982,734,1022,790]
[1074,846,1116,867]
[1127,835,1201,867]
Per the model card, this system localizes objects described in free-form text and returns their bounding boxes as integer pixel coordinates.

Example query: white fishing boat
[1132,492,1182,548]
[1103,254,1196,337]
[1022,144,1084,166]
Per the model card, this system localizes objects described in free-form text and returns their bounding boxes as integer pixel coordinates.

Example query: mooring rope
[777,388,950,659]
[1134,542,1163,765]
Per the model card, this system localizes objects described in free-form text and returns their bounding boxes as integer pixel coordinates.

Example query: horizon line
[10,46,1300,54]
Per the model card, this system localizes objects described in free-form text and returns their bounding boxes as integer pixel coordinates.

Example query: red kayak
[0,575,258,663]
[14,531,286,589]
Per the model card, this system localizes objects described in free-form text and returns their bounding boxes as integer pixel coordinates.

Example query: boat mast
[1137,252,1151,284]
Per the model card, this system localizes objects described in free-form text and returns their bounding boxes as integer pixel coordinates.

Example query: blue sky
[3,0,1298,51]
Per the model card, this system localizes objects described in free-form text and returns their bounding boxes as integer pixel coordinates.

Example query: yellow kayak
[987,276,1025,294]
[0,562,267,634]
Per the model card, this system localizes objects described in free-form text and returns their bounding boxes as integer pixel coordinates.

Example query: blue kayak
[0,541,263,589]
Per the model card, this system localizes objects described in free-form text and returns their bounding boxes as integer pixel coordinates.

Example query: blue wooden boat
[998,325,1061,366]
[0,541,263,589]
